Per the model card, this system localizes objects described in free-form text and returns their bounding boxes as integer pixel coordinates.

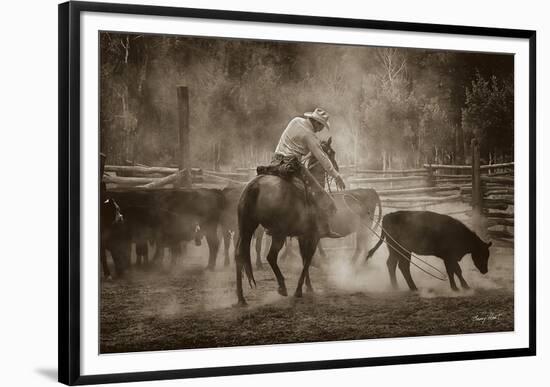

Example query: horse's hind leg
[266,235,287,296]
[295,236,318,298]
[254,227,264,269]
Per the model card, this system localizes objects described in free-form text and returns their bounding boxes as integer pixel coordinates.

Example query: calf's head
[471,240,492,274]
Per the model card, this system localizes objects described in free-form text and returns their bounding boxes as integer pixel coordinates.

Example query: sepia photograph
[98,31,515,354]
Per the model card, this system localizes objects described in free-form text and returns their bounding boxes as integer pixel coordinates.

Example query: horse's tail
[365,227,385,262]
[236,180,259,289]
[243,248,256,289]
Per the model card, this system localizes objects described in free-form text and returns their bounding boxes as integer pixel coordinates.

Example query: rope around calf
[340,193,448,282]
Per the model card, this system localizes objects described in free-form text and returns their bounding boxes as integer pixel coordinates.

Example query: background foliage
[100,33,514,169]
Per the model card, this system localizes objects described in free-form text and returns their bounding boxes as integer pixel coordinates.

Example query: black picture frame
[58,1,537,385]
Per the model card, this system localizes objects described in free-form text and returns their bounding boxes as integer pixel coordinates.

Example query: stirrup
[319,227,343,239]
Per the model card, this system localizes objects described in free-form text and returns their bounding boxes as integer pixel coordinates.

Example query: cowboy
[272,108,346,238]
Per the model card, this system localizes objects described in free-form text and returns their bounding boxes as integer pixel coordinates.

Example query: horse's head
[319,137,339,172]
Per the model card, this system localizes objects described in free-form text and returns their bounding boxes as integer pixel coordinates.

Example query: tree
[462,72,514,161]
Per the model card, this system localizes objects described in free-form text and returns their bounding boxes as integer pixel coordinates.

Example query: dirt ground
[100,232,514,354]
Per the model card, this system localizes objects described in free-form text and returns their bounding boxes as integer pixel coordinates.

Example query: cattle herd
[100,183,492,303]
[100,185,381,277]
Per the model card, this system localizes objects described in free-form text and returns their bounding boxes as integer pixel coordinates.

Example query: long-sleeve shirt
[274,117,339,178]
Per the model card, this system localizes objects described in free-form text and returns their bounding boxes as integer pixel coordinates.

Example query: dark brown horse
[253,138,339,264]
[295,138,382,264]
[235,172,334,305]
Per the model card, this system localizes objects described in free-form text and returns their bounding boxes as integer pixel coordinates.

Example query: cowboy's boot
[317,211,343,239]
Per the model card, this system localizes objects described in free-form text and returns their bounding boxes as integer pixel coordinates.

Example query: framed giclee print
[58,1,536,385]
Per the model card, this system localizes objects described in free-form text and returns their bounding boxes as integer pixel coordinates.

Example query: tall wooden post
[426,164,435,187]
[177,86,191,188]
[100,152,107,196]
[471,138,485,238]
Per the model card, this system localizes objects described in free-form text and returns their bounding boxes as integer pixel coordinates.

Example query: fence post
[471,138,486,238]
[177,86,191,188]
[100,152,106,196]
[426,164,435,187]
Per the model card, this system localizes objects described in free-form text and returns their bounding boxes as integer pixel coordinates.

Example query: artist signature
[472,312,502,324]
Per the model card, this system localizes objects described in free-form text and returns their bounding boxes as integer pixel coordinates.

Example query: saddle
[256,154,302,180]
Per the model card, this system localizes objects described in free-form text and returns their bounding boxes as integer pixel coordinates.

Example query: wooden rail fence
[103,141,513,240]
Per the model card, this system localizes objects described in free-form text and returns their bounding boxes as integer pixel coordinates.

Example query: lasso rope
[339,192,448,282]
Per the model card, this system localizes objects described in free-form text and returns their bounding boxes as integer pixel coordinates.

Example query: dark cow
[366,210,492,291]
[100,197,125,279]
[106,188,224,270]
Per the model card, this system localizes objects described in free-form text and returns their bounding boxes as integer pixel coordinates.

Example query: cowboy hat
[304,107,330,129]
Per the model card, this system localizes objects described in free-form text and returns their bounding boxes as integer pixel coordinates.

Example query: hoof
[294,290,303,298]
[306,286,315,294]
[205,265,215,272]
[105,275,112,281]
[278,287,288,297]
[224,260,230,267]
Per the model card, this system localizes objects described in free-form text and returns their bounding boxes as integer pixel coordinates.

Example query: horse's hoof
[278,287,288,297]
[256,263,263,270]
[224,260,230,267]
[306,287,315,294]
[205,265,215,272]
[233,300,248,308]
[105,275,112,281]
[294,292,303,298]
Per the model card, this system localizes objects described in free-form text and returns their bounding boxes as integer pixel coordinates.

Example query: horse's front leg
[266,235,287,296]
[296,235,319,297]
